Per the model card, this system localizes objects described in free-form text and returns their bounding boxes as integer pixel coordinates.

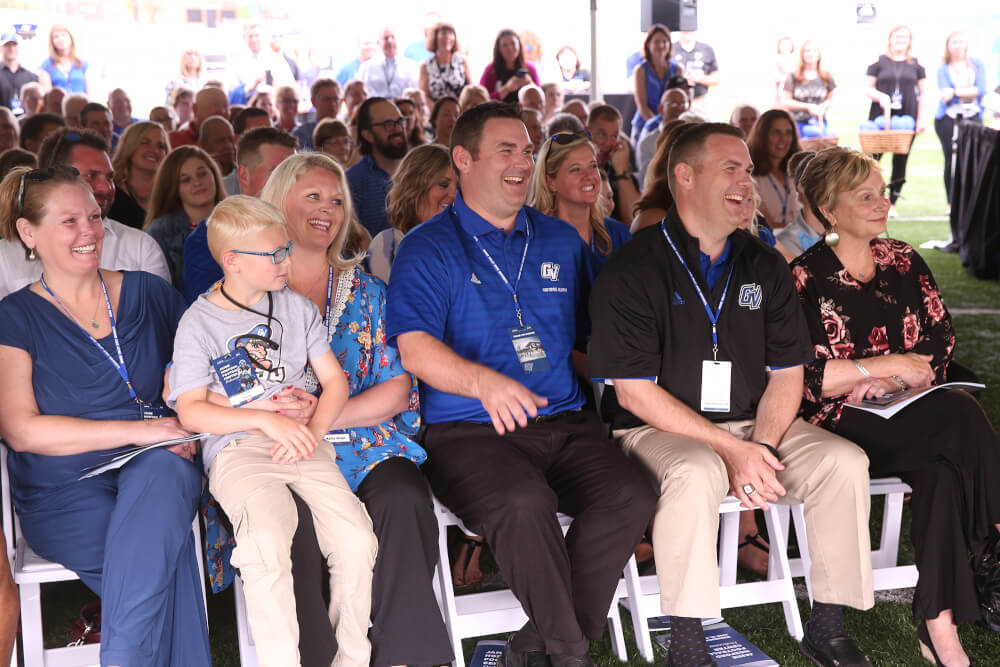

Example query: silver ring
[742,483,755,495]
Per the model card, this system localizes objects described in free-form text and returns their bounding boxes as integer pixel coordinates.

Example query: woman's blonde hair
[48,24,80,66]
[180,49,203,77]
[0,166,91,258]
[259,153,366,271]
[387,143,453,235]
[942,31,970,66]
[111,121,169,192]
[144,145,225,228]
[798,146,881,232]
[206,195,285,263]
[528,132,611,255]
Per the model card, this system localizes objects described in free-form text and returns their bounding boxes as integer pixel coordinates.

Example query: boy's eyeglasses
[17,165,80,217]
[230,240,294,264]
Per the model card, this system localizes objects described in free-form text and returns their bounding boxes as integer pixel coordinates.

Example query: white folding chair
[431,498,633,667]
[232,575,257,667]
[775,477,918,603]
[0,444,206,667]
[617,497,804,662]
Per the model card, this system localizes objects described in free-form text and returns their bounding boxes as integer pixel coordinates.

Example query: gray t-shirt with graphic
[168,288,330,469]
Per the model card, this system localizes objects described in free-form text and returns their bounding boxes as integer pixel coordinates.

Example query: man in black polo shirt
[0,32,38,114]
[589,123,874,667]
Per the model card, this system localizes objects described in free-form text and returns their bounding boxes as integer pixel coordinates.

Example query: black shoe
[499,623,550,667]
[800,633,873,667]
[664,651,717,667]
[549,654,596,667]
[936,242,959,253]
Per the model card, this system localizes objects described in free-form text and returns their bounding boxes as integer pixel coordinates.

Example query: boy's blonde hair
[206,195,286,264]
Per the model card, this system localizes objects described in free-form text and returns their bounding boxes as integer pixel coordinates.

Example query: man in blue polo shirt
[589,123,875,667]
[346,97,407,237]
[387,102,655,667]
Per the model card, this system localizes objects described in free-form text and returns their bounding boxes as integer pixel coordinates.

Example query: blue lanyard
[323,265,334,330]
[661,222,734,361]
[766,174,790,224]
[471,216,532,327]
[40,272,140,402]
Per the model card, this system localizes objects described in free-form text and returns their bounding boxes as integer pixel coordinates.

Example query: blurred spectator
[671,31,719,105]
[0,31,38,113]
[748,108,802,228]
[249,85,277,124]
[480,29,540,103]
[314,118,357,168]
[198,115,237,179]
[403,87,430,133]
[457,84,489,111]
[588,104,638,224]
[18,112,63,154]
[546,111,584,137]
[555,45,590,92]
[343,79,368,123]
[231,21,296,105]
[0,109,18,153]
[359,28,420,98]
[108,88,139,135]
[275,84,299,133]
[395,97,427,146]
[404,10,441,63]
[782,41,837,139]
[80,102,113,148]
[774,37,797,106]
[169,86,229,147]
[336,37,377,86]
[419,22,470,102]
[541,82,564,122]
[520,108,544,154]
[109,121,169,229]
[18,81,42,118]
[37,24,90,94]
[41,87,65,115]
[171,86,194,128]
[0,146,34,178]
[517,84,544,114]
[348,97,408,236]
[149,105,176,132]
[268,31,301,83]
[429,95,459,145]
[730,103,759,137]
[561,98,588,126]
[292,78,341,150]
[62,93,87,128]
[232,106,272,137]
[637,87,691,186]
[165,48,204,105]
[519,30,545,79]
[631,24,681,144]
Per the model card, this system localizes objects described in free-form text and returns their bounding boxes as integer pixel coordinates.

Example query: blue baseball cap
[1,32,19,45]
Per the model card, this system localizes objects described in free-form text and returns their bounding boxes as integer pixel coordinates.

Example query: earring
[28,248,36,260]
[824,226,840,247]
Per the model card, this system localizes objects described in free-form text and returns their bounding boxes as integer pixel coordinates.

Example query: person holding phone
[480,29,540,103]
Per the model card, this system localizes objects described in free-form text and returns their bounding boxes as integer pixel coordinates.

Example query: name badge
[701,360,732,413]
[509,324,551,374]
[140,401,170,420]
[323,431,352,444]
[211,348,264,407]
[890,90,903,110]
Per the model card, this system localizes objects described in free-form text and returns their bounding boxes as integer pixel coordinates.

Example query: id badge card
[139,401,170,420]
[211,348,265,407]
[701,360,732,413]
[890,89,903,110]
[323,431,352,444]
[509,324,551,374]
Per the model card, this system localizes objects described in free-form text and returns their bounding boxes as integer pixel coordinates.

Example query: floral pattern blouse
[790,238,955,430]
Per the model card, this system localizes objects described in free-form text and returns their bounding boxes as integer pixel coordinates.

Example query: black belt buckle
[531,409,578,424]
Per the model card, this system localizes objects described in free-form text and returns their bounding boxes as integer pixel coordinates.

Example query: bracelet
[890,375,908,392]
[853,360,872,378]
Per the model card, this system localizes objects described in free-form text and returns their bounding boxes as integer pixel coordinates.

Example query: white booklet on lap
[78,434,205,480]
[845,382,984,419]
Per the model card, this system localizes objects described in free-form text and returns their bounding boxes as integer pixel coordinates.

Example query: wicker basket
[859,130,914,155]
[800,136,839,151]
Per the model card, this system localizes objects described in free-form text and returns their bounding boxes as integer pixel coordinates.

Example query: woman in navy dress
[630,24,682,145]
[0,166,209,666]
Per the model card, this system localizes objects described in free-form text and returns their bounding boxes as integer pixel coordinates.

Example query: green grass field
[28,118,1000,666]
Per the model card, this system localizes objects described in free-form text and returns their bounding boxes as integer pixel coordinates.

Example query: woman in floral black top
[791,147,1000,667]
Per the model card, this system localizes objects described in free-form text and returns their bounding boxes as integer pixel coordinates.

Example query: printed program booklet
[468,640,505,667]
[845,381,984,419]
[653,621,777,667]
[78,434,205,480]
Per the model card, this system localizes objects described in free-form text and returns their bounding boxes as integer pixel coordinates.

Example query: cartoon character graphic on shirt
[228,323,285,383]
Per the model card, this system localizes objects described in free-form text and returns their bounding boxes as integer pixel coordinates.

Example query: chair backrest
[0,443,15,565]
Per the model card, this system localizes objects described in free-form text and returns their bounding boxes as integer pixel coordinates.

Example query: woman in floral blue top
[262,153,452,667]
[792,148,1000,667]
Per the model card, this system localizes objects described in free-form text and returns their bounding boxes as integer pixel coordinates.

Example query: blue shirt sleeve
[385,229,451,345]
[182,221,223,305]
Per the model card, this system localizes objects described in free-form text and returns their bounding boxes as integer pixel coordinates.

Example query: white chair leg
[623,555,654,662]
[790,504,813,605]
[606,602,627,662]
[234,576,259,667]
[875,491,905,570]
[763,506,804,640]
[18,581,43,667]
[718,510,740,587]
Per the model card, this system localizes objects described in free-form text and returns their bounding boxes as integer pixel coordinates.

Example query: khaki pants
[209,435,377,667]
[614,418,874,618]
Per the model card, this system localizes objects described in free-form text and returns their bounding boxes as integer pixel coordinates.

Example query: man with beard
[0,128,170,296]
[347,97,408,236]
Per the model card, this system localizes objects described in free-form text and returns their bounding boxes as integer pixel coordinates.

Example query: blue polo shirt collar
[362,154,389,178]
[452,191,531,239]
[699,238,732,291]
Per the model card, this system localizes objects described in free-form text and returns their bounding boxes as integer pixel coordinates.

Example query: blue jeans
[17,448,209,667]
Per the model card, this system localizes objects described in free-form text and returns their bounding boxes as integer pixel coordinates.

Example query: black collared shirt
[0,63,39,111]
[588,207,812,430]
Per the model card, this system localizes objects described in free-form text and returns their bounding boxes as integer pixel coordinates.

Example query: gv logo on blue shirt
[738,283,762,310]
[541,262,561,281]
